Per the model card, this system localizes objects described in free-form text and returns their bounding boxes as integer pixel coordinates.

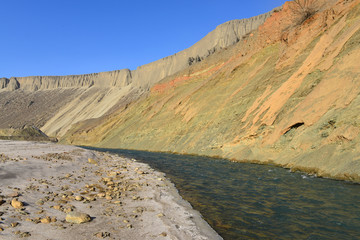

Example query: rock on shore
[0,140,222,240]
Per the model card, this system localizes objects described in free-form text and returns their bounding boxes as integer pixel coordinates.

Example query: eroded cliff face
[2,11,273,93]
[1,10,274,136]
[66,0,360,182]
[12,69,132,91]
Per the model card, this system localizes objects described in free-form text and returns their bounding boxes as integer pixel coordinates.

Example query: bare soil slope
[0,11,273,138]
[0,89,82,129]
[66,0,360,182]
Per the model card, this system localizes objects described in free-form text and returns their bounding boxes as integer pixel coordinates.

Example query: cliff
[0,11,274,136]
[10,69,132,91]
[66,0,360,182]
[2,11,274,92]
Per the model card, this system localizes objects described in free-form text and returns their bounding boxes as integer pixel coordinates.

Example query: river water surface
[86,148,360,240]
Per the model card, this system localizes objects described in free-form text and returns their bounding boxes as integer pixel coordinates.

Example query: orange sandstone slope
[66,0,360,182]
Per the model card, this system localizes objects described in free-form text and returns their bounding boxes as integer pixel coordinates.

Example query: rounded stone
[65,211,91,224]
[75,196,84,201]
[11,198,24,209]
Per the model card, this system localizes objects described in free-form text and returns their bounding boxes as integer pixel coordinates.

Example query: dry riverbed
[0,140,222,240]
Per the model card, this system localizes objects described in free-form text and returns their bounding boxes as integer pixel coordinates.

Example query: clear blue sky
[1,0,285,78]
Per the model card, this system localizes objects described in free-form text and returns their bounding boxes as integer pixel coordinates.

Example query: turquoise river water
[86,147,360,240]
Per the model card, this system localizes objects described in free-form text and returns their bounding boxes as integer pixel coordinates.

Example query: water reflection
[85,147,360,240]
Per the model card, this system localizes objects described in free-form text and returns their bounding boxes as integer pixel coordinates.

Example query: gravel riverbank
[0,140,222,240]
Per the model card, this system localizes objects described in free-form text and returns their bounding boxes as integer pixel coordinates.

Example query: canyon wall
[0,10,275,136]
[66,0,360,182]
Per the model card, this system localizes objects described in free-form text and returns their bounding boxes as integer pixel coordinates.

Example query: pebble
[95,232,111,238]
[8,192,20,198]
[33,218,41,224]
[65,211,91,224]
[108,172,118,177]
[64,206,75,213]
[36,200,45,205]
[20,232,31,238]
[75,196,84,201]
[11,198,24,209]
[11,222,19,227]
[41,217,51,224]
[53,205,62,210]
[103,177,111,182]
[88,158,98,165]
[97,193,106,198]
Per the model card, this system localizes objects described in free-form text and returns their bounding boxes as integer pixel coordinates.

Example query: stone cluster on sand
[0,140,222,240]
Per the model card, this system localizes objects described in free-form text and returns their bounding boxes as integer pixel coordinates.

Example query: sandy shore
[0,140,222,240]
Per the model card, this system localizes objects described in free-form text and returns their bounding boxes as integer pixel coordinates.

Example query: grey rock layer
[3,10,276,92]
[0,77,20,90]
[9,69,131,91]
[0,78,9,89]
[7,78,20,90]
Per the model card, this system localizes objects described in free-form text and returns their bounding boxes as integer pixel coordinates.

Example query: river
[85,147,360,240]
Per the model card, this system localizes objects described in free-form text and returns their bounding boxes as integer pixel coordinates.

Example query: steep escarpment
[1,10,274,137]
[13,69,132,91]
[2,11,273,93]
[0,77,20,90]
[66,0,360,182]
[129,12,276,90]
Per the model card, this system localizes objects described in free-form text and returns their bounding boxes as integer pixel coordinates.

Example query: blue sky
[1,0,285,77]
